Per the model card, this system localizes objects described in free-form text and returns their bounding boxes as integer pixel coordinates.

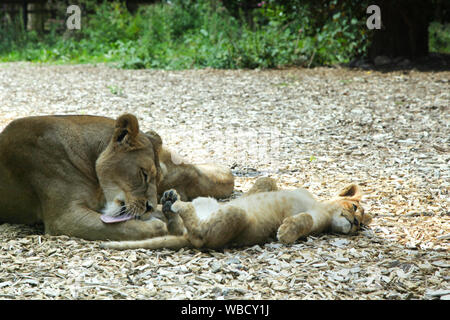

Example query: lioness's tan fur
[0,114,234,240]
[102,178,372,250]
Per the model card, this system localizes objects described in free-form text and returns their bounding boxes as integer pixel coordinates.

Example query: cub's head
[330,184,372,234]
[96,114,162,218]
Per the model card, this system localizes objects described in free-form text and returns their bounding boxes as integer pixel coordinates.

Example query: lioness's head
[96,114,162,218]
[330,184,372,234]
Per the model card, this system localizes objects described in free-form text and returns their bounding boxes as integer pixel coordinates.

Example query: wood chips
[0,63,448,300]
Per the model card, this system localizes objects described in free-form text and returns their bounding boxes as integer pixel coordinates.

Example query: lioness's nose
[146,201,153,212]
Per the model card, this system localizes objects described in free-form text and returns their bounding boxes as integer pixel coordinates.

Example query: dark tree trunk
[369,0,433,60]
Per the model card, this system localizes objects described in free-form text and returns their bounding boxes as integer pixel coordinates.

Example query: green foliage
[7,0,444,69]
[104,0,369,69]
[429,22,450,53]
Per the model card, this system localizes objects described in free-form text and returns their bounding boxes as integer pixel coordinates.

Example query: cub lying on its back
[102,178,372,250]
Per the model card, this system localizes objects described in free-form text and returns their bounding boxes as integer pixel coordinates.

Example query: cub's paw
[277,218,300,244]
[277,214,313,244]
[161,189,179,214]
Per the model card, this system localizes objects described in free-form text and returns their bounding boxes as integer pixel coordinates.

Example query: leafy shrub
[6,0,446,69]
[429,22,450,53]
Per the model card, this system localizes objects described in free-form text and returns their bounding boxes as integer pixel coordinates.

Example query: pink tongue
[101,213,134,224]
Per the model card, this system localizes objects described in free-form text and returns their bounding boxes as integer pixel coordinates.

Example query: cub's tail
[100,235,190,250]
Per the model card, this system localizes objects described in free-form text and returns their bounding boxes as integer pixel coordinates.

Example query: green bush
[0,0,382,68]
[429,22,450,53]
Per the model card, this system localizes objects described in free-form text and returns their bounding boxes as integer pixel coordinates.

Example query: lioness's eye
[141,169,148,181]
[352,204,358,211]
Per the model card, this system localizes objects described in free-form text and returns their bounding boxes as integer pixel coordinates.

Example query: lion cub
[102,178,372,250]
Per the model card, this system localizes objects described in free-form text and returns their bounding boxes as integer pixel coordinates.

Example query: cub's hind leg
[277,213,313,244]
[162,189,249,249]
[198,205,249,248]
[244,177,278,196]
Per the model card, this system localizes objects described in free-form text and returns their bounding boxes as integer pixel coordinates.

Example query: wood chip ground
[0,63,448,300]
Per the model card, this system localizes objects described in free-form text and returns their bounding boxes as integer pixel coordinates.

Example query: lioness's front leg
[277,213,314,244]
[46,204,168,241]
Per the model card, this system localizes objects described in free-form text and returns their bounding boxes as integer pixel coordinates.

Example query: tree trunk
[28,1,46,32]
[369,0,432,60]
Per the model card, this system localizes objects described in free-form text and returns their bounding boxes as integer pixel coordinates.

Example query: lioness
[102,178,372,250]
[0,114,233,240]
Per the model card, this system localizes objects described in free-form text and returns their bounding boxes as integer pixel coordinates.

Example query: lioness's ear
[113,114,139,146]
[145,130,162,154]
[145,130,163,183]
[338,184,362,201]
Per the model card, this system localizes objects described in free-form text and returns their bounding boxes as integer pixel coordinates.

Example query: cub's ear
[113,114,139,146]
[361,212,373,226]
[338,184,362,201]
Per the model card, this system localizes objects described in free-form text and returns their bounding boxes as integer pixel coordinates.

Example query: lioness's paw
[161,189,179,214]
